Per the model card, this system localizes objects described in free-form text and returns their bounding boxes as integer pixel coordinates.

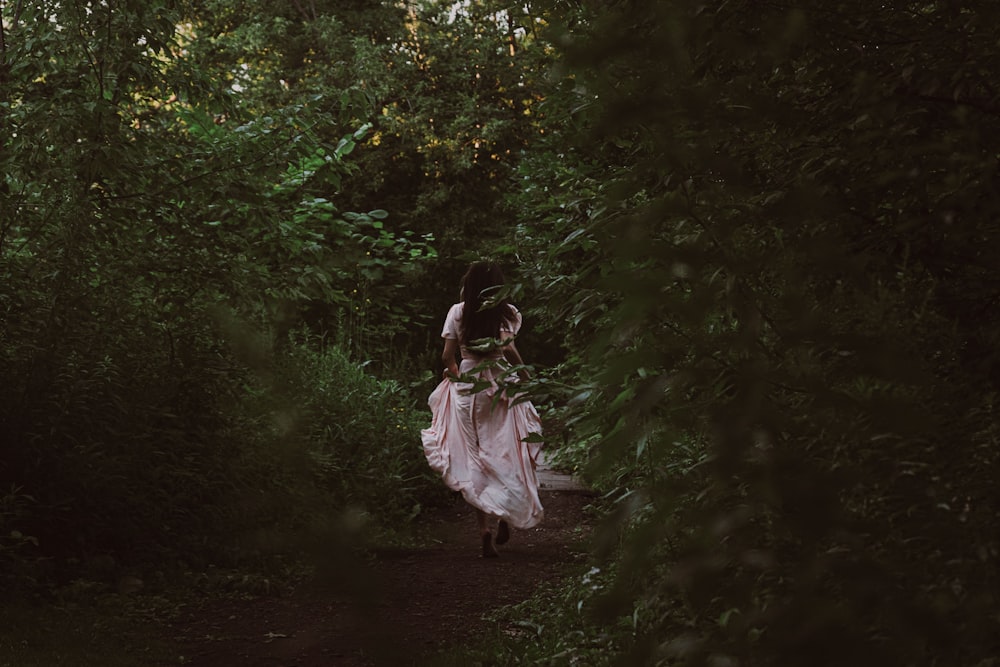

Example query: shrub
[268,331,445,529]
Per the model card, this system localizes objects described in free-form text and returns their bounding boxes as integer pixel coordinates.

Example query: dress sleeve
[441,303,462,339]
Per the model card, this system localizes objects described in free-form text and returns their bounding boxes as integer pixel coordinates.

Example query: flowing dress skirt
[421,358,544,529]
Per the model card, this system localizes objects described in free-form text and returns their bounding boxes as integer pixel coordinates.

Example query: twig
[0,1,7,75]
[289,0,310,22]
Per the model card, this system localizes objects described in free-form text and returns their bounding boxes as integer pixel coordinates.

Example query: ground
[165,487,593,667]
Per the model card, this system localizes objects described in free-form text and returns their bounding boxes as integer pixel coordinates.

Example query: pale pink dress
[421,303,544,529]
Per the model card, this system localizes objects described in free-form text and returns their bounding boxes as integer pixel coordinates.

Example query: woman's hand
[503,339,529,382]
[441,338,459,381]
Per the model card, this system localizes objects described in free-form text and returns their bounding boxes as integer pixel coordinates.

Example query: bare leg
[476,509,490,535]
[496,519,510,545]
[477,510,499,558]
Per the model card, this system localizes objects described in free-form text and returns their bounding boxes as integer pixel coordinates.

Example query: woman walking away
[421,261,544,558]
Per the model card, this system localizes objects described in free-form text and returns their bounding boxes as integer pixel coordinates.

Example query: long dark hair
[460,261,516,344]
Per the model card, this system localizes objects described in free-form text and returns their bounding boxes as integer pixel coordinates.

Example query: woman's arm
[502,338,530,382]
[442,337,460,379]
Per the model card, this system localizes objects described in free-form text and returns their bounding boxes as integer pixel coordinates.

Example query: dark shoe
[482,532,499,558]
[495,520,510,545]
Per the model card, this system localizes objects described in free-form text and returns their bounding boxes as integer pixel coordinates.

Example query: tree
[514,1,1000,663]
[0,0,434,570]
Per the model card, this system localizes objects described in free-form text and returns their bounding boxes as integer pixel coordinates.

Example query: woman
[421,261,544,558]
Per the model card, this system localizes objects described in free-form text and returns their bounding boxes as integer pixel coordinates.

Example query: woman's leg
[477,509,499,557]
[496,519,510,545]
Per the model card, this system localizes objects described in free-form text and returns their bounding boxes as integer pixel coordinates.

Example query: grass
[422,558,624,667]
[0,594,178,667]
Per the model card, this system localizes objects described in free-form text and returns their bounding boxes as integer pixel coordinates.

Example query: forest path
[167,459,592,666]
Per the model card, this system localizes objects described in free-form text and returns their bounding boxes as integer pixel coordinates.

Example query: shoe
[495,520,510,545]
[482,531,499,558]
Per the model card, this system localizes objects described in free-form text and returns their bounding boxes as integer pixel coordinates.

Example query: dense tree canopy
[2,0,998,664]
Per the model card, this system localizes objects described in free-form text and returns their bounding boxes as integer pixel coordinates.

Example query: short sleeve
[502,305,522,336]
[441,303,462,339]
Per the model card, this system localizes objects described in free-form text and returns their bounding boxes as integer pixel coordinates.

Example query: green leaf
[353,122,373,140]
[335,138,355,158]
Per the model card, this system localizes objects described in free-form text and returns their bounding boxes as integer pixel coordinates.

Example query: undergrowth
[1,327,446,664]
[268,330,446,538]
[0,320,442,593]
[429,557,634,667]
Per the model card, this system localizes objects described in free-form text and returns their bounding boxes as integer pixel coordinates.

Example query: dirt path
[166,484,593,667]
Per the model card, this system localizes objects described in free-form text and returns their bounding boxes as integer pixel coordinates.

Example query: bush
[267,331,445,528]
[0,296,444,591]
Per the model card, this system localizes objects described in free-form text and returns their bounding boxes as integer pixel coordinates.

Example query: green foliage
[173,0,537,362]
[0,597,175,667]
[268,332,444,526]
[509,1,1000,665]
[327,0,556,333]
[0,0,440,584]
[431,555,639,666]
[9,1,997,664]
